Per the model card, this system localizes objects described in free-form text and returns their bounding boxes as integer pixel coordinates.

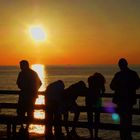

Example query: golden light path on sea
[30,64,47,134]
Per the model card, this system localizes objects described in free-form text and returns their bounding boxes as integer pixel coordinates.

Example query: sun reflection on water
[29,64,47,134]
[35,95,45,105]
[31,64,47,92]
[34,109,45,119]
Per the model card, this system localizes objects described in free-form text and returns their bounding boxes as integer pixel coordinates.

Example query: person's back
[110,59,139,106]
[59,81,87,116]
[110,58,140,140]
[45,80,64,104]
[17,68,41,98]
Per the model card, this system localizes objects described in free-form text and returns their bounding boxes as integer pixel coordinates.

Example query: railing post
[7,123,11,139]
[139,100,140,111]
[12,123,17,138]
[94,107,100,139]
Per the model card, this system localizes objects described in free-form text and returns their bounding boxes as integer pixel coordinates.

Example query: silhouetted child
[60,81,87,138]
[86,73,105,140]
[45,80,65,140]
[110,58,140,140]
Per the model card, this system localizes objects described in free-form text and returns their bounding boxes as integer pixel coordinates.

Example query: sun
[29,25,46,42]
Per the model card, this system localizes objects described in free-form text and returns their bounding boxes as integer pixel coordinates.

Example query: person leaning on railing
[86,72,106,140]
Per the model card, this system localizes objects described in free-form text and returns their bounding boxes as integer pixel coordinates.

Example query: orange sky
[0,1,140,65]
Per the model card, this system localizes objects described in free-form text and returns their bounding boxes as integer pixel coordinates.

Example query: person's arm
[134,72,140,90]
[16,72,22,89]
[101,84,105,94]
[110,73,118,91]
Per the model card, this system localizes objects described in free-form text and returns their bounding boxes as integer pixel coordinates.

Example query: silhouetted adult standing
[110,58,140,140]
[17,60,42,131]
[86,73,105,140]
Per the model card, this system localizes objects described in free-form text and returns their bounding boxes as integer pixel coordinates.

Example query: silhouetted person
[86,73,105,140]
[110,58,140,140]
[45,80,65,140]
[61,81,87,138]
[16,60,42,131]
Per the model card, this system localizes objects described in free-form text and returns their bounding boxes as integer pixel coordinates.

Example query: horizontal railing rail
[0,89,140,97]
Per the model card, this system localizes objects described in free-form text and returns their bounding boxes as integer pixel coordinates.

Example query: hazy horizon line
[0,63,139,67]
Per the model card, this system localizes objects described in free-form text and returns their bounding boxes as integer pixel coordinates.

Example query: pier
[0,90,140,139]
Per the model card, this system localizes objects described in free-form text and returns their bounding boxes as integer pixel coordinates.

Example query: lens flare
[112,113,120,123]
[104,101,115,113]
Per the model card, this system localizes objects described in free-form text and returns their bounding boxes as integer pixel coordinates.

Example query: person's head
[19,60,29,71]
[118,58,128,70]
[88,73,105,88]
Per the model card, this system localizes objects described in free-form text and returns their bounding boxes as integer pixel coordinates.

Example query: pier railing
[0,90,140,139]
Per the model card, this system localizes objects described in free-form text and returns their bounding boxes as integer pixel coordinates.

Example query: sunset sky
[0,0,140,65]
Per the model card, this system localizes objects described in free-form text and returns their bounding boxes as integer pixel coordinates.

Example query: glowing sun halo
[29,26,46,42]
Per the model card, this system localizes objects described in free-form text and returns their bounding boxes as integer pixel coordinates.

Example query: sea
[0,65,140,140]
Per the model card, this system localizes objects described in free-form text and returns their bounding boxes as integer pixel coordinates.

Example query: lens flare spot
[112,113,120,123]
[104,101,115,113]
